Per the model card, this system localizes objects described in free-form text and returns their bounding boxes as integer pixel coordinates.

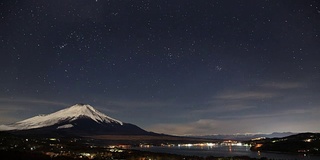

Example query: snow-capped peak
[0,104,123,131]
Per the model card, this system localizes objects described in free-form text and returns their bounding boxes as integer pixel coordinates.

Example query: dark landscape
[0,131,298,160]
[250,133,320,154]
[1,0,320,159]
[2,130,320,160]
[1,105,320,160]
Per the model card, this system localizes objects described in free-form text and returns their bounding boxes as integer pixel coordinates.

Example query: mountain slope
[0,104,153,136]
[0,104,122,131]
[250,132,320,154]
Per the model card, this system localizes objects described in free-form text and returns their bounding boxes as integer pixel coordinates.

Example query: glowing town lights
[145,142,251,149]
[235,142,243,146]
[176,143,218,147]
[84,153,90,156]
[304,139,312,142]
[186,144,193,147]
[243,143,251,147]
[206,143,215,147]
[251,137,266,141]
[139,144,151,148]
[255,144,263,148]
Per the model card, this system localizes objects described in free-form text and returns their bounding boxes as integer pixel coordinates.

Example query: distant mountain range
[0,104,218,145]
[0,104,154,137]
[192,132,295,141]
[0,104,302,144]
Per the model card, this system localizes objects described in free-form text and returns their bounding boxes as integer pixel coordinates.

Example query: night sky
[1,0,320,135]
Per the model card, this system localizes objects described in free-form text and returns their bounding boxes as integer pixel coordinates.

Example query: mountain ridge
[0,104,123,131]
[0,104,154,136]
[192,132,295,141]
[250,132,320,154]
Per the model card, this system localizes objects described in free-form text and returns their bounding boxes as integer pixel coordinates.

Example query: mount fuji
[0,104,154,136]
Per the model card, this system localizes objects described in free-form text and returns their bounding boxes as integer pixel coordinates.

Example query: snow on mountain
[0,104,123,131]
[57,124,74,129]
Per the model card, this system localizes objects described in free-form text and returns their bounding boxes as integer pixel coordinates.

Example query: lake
[134,144,320,160]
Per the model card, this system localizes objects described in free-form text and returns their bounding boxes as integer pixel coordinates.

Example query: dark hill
[250,132,320,154]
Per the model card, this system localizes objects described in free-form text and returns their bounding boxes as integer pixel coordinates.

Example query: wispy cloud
[198,89,278,115]
[261,82,305,89]
[105,100,170,109]
[0,115,20,124]
[214,91,277,100]
[147,118,270,135]
[214,81,306,101]
[147,119,221,136]
[191,82,319,120]
[147,107,320,135]
[193,104,256,114]
[0,98,70,106]
[0,98,71,124]
[213,106,320,120]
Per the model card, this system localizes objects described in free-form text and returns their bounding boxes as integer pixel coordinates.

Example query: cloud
[147,119,221,136]
[261,82,305,89]
[0,98,71,124]
[193,104,256,114]
[0,98,70,106]
[147,106,320,135]
[213,81,306,101]
[147,118,273,135]
[0,104,30,124]
[138,80,319,135]
[202,81,309,115]
[0,115,21,124]
[196,89,278,115]
[283,107,320,115]
[214,91,277,100]
[105,100,170,109]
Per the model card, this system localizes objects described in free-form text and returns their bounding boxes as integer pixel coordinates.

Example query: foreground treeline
[250,133,320,154]
[0,132,296,160]
[0,150,271,160]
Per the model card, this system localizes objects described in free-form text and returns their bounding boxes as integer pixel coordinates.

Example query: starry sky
[1,0,320,135]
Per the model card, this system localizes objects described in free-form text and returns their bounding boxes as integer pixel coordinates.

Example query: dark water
[135,145,320,160]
